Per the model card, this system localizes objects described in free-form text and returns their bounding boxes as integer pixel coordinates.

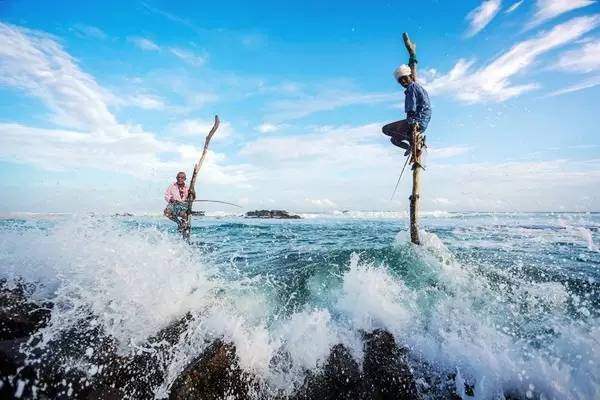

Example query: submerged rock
[245,210,301,219]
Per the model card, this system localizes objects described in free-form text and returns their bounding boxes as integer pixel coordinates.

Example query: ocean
[1,211,599,399]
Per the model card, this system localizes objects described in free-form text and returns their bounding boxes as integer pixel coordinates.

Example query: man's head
[393,64,413,87]
[176,172,186,185]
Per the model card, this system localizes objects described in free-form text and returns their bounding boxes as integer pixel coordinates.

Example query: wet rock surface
[296,332,420,400]
[0,280,527,400]
[362,329,419,400]
[0,280,51,341]
[169,339,255,400]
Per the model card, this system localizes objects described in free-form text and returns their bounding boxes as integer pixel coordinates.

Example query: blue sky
[0,0,599,213]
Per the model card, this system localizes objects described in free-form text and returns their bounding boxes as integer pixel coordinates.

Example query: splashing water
[0,212,598,399]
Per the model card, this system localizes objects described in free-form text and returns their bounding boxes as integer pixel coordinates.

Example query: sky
[0,0,599,214]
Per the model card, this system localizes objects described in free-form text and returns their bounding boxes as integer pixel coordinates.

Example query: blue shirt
[404,82,431,131]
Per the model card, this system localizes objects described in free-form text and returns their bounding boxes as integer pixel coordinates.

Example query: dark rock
[0,279,52,341]
[87,313,194,399]
[169,339,254,400]
[362,329,420,400]
[245,210,301,219]
[0,338,27,376]
[294,344,361,400]
[323,344,362,399]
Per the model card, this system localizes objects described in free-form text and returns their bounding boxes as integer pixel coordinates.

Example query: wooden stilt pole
[409,126,423,245]
[182,115,220,241]
[402,32,423,245]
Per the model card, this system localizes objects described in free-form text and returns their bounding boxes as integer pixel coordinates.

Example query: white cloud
[410,158,600,211]
[256,123,288,134]
[169,47,206,66]
[168,118,232,140]
[0,22,247,186]
[432,197,454,206]
[123,94,166,110]
[306,198,337,209]
[528,0,595,29]
[267,90,396,122]
[128,36,160,51]
[548,74,600,95]
[466,0,503,37]
[505,0,524,14]
[428,146,473,159]
[70,24,107,40]
[236,121,600,211]
[427,15,600,102]
[556,39,600,72]
[0,23,118,131]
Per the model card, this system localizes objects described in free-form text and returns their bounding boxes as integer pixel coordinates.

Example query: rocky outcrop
[169,339,255,400]
[295,332,420,400]
[0,289,421,400]
[294,343,362,400]
[0,279,526,400]
[0,280,51,341]
[245,210,301,219]
[362,329,419,400]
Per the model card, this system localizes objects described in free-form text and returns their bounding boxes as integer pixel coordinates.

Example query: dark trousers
[382,120,411,149]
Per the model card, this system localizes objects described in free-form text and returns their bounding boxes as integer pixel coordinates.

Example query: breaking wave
[0,213,598,399]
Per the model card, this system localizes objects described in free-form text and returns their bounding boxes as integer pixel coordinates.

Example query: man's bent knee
[382,124,393,136]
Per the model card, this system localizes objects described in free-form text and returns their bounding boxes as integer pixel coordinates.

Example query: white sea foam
[298,210,453,220]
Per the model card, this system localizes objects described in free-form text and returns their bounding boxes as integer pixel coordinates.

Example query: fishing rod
[192,199,242,208]
[390,155,410,201]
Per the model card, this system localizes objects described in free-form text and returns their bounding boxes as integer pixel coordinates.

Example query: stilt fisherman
[382,64,432,155]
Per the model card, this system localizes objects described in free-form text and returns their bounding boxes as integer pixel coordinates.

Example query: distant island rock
[245,210,301,219]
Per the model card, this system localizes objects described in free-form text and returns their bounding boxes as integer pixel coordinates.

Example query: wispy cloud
[556,38,600,73]
[124,93,166,110]
[127,37,207,67]
[128,36,160,51]
[428,145,473,159]
[267,89,396,122]
[527,0,595,29]
[169,47,206,66]
[0,23,117,130]
[505,0,524,14]
[548,74,600,96]
[256,123,289,134]
[168,118,232,140]
[466,0,503,37]
[428,15,600,102]
[140,1,200,33]
[238,122,600,211]
[70,24,107,40]
[0,22,246,184]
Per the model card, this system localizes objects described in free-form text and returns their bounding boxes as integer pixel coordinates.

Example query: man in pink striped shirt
[164,171,189,230]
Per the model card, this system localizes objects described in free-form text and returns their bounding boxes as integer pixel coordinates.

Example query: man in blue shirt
[382,64,432,155]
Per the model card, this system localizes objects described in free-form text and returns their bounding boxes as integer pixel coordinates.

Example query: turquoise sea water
[1,212,599,399]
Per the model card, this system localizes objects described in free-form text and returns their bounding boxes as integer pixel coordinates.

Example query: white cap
[393,64,412,80]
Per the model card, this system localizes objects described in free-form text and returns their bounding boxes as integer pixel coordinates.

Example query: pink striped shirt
[164,182,189,203]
